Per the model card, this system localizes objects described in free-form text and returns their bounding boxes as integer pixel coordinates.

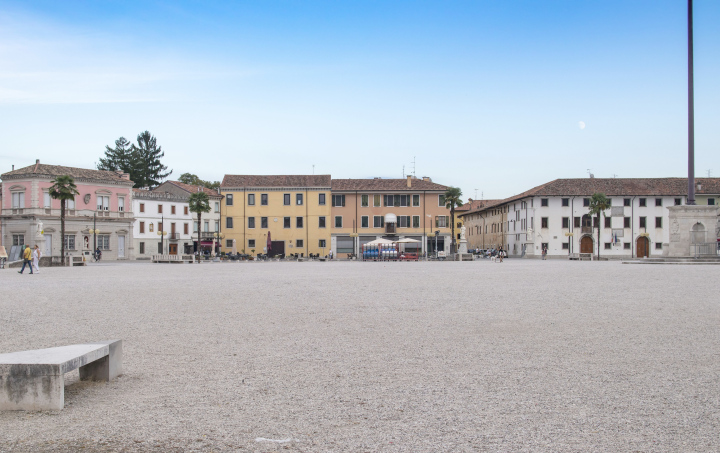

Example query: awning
[200,241,215,246]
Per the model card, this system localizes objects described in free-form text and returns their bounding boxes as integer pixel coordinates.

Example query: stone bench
[0,340,122,411]
[71,256,86,266]
[152,254,195,263]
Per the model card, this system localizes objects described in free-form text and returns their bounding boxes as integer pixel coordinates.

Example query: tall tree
[97,137,134,174]
[178,173,220,191]
[132,131,172,189]
[188,191,211,258]
[443,187,464,254]
[49,175,79,266]
[588,192,611,260]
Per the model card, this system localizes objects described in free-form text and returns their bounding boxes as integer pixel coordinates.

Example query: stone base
[667,206,719,257]
[457,240,468,254]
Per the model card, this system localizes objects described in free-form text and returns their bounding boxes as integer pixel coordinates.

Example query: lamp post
[564,231,574,256]
[213,232,225,258]
[157,214,167,254]
[90,212,99,251]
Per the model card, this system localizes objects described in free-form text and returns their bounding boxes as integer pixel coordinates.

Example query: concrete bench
[152,254,195,263]
[0,340,122,411]
[71,256,86,266]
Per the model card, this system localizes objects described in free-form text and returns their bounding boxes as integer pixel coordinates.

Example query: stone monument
[667,205,719,257]
[457,225,468,254]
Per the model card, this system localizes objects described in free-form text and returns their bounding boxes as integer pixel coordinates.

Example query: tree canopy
[588,192,611,259]
[178,173,220,191]
[97,131,172,189]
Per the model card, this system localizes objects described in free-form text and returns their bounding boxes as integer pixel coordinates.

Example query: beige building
[457,200,508,252]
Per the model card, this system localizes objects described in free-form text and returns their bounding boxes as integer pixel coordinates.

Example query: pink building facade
[1,160,135,262]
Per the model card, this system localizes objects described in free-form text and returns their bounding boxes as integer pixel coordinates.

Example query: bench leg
[79,340,123,381]
[0,368,64,411]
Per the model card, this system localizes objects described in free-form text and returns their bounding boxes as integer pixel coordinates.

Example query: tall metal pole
[687,0,695,204]
[93,212,97,250]
[161,214,164,254]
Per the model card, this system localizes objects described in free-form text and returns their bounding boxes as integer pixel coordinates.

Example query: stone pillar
[667,205,719,257]
[457,238,468,254]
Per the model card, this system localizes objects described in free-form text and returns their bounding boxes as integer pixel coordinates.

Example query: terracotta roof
[459,199,507,217]
[165,181,220,197]
[331,178,448,191]
[456,199,503,212]
[2,161,133,183]
[221,175,331,188]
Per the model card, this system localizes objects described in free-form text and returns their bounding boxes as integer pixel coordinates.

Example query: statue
[460,225,466,240]
[36,220,44,237]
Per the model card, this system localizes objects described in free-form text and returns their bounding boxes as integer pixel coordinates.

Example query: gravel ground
[0,259,718,452]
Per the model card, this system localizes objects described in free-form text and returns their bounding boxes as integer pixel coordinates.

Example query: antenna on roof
[587,169,594,178]
[402,165,405,178]
[312,164,315,175]
[412,156,416,177]
[474,189,478,200]
[612,174,618,178]
[707,169,712,177]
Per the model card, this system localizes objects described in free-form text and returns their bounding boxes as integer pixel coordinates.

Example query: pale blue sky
[1,1,718,200]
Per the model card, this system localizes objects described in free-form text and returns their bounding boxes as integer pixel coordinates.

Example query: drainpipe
[570,197,576,254]
[423,190,426,257]
[631,195,637,257]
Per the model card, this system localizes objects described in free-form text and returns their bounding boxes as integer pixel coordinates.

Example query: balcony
[168,233,181,241]
[581,226,593,234]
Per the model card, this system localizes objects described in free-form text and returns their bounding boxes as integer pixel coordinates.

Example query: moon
[578,121,586,130]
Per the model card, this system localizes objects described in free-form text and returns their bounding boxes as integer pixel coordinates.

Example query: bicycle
[92,252,102,262]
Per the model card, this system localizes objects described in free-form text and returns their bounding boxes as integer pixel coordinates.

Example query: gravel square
[1,260,718,452]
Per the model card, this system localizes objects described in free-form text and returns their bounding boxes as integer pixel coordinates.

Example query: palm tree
[442,187,464,254]
[587,192,611,260]
[49,175,79,266]
[188,191,211,259]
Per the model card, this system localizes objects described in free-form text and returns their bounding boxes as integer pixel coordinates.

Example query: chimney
[36,159,40,165]
[407,175,412,188]
[12,165,14,171]
[121,173,130,180]
[422,176,431,182]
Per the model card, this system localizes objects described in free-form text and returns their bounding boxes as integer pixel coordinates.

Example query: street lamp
[157,214,167,254]
[88,212,100,251]
[564,232,574,255]
[212,232,225,257]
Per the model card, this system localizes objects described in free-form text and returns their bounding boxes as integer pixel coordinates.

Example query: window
[655,198,662,207]
[623,217,630,228]
[158,242,163,253]
[373,194,381,207]
[214,221,219,232]
[674,198,682,206]
[284,194,291,205]
[562,243,569,250]
[158,204,163,214]
[118,197,125,212]
[541,217,548,229]
[562,217,569,228]
[98,196,110,211]
[438,195,446,206]
[412,215,420,228]
[159,222,163,232]
[624,198,631,207]
[296,217,303,228]
[67,198,75,210]
[318,193,326,205]
[139,242,145,254]
[296,193,303,205]
[335,216,343,228]
[373,216,384,228]
[248,194,255,205]
[624,243,631,250]
[184,206,189,215]
[64,235,76,250]
[139,203,145,213]
[413,194,420,207]
[171,205,176,214]
[98,235,110,250]
[709,198,716,206]
[398,216,411,228]
[435,216,448,228]
[12,234,25,246]
[226,217,233,229]
[261,217,268,228]
[583,198,590,207]
[319,216,326,228]
[384,194,412,207]
[261,194,268,206]
[226,239,233,248]
[561,198,569,207]
[214,202,220,213]
[319,239,327,248]
[11,191,25,208]
[655,243,663,250]
[639,217,646,228]
[639,198,646,207]
[332,195,345,207]
[140,222,145,233]
[248,217,256,228]
[226,194,234,206]
[383,195,393,207]
[361,195,369,207]
[361,216,369,228]
[541,198,548,207]
[296,239,304,248]
[193,221,197,233]
[40,191,51,208]
[655,217,662,228]
[574,217,581,228]
[541,242,548,251]
[150,223,155,232]
[284,217,291,228]
[604,217,611,228]
[184,223,189,234]
[248,239,256,248]
[604,243,611,250]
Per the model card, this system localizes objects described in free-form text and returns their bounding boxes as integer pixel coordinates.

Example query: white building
[490,178,719,259]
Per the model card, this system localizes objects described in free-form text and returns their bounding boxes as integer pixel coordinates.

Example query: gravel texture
[1,259,718,452]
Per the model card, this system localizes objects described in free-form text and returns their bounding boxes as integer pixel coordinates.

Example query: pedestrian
[18,245,34,274]
[498,247,504,263]
[32,245,41,274]
[542,246,547,260]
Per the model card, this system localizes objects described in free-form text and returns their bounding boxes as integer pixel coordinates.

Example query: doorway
[636,236,649,258]
[169,243,178,255]
[580,236,593,254]
[44,234,52,257]
[270,241,285,257]
[118,235,125,258]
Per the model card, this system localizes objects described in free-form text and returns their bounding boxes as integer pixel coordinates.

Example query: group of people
[17,244,41,275]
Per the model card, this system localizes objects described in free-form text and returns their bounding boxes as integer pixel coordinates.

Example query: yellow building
[220,175,332,257]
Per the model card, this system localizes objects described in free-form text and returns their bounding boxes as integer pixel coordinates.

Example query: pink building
[1,159,135,262]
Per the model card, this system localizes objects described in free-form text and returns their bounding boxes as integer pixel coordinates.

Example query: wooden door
[636,237,649,258]
[580,236,593,254]
[169,244,178,255]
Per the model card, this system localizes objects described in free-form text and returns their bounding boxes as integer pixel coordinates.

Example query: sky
[0,0,718,200]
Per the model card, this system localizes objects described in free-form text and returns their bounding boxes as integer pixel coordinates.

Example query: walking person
[18,245,34,274]
[32,245,41,274]
[542,246,548,260]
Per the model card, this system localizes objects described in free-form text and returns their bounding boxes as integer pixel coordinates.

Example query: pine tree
[132,131,172,189]
[97,137,133,173]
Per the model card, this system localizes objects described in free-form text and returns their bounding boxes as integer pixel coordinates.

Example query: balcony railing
[581,226,593,234]
[168,233,181,241]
